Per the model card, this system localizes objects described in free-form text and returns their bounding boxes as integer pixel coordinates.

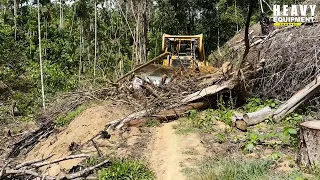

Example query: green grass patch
[143,119,161,127]
[98,159,155,180]
[55,104,88,127]
[185,157,307,180]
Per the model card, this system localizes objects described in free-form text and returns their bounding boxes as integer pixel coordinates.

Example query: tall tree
[37,0,45,109]
[94,0,97,85]
[13,0,17,39]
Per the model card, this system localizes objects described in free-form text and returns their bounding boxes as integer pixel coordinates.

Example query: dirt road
[147,121,206,180]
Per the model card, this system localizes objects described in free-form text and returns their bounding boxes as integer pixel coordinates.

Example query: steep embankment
[25,103,130,176]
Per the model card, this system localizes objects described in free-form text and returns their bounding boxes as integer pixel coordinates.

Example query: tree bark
[234,106,273,131]
[297,120,320,167]
[242,0,254,64]
[181,79,234,103]
[273,76,320,121]
[94,0,97,85]
[244,106,273,126]
[37,0,46,109]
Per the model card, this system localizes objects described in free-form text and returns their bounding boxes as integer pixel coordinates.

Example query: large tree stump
[297,120,320,167]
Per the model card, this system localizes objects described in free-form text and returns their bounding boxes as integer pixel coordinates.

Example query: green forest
[2,0,320,179]
[0,0,298,117]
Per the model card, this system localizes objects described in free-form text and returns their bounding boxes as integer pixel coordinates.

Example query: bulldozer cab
[162,34,206,69]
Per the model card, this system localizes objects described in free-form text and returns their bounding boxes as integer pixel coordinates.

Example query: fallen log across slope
[273,76,320,121]
[107,79,237,130]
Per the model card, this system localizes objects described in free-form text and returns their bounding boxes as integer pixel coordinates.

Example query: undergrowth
[185,157,306,180]
[98,159,155,180]
[55,104,88,126]
[243,98,279,113]
[143,119,161,127]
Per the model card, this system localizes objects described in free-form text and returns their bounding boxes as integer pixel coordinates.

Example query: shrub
[55,104,88,126]
[98,159,155,180]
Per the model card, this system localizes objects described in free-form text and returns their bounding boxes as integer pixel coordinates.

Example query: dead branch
[15,154,55,169]
[91,140,103,157]
[31,154,90,168]
[59,159,109,179]
[0,160,11,177]
[2,169,55,180]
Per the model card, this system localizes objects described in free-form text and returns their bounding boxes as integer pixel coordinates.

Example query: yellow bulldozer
[161,34,207,70]
[117,34,208,84]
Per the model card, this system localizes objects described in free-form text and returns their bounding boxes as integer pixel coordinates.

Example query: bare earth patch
[145,121,206,180]
[24,103,130,176]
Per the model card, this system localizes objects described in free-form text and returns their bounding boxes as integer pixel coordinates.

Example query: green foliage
[282,126,298,147]
[242,131,283,153]
[175,97,236,133]
[98,160,155,180]
[216,133,226,143]
[85,156,101,167]
[187,157,310,180]
[188,157,273,180]
[283,113,303,126]
[144,119,161,127]
[55,104,88,127]
[243,133,260,153]
[243,98,278,113]
[270,152,283,161]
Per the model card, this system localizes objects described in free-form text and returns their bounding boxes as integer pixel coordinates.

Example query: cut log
[234,107,273,131]
[116,52,170,82]
[243,106,273,126]
[181,79,234,103]
[107,108,156,130]
[273,76,320,121]
[297,120,320,167]
[152,101,209,121]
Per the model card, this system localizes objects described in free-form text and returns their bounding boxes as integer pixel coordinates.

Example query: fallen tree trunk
[152,101,210,121]
[116,52,170,82]
[107,108,156,130]
[297,120,320,167]
[234,106,273,131]
[273,76,320,121]
[181,79,234,103]
[244,106,273,126]
[125,101,210,127]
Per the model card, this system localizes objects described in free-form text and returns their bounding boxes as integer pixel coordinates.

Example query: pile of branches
[5,88,112,159]
[0,154,109,180]
[249,25,320,101]
[115,69,218,112]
